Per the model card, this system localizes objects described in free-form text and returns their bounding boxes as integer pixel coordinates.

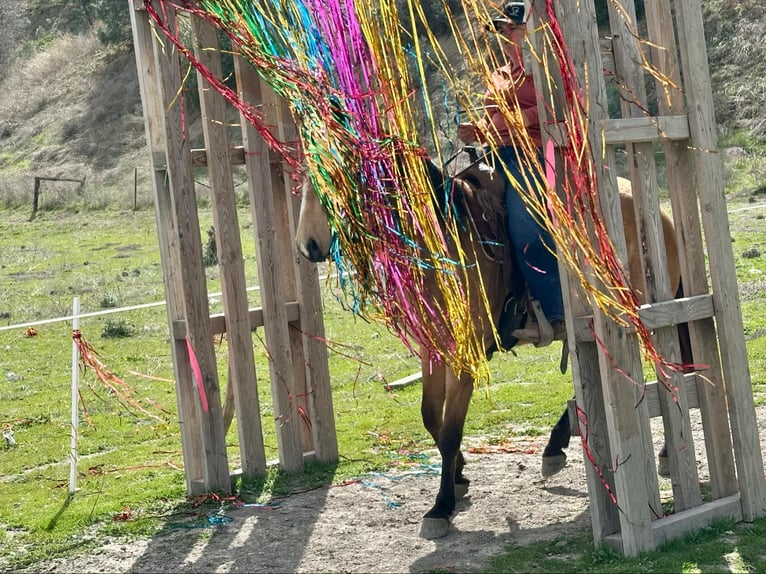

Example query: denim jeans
[492,145,564,322]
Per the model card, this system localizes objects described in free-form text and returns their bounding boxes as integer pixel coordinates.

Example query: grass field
[0,183,764,570]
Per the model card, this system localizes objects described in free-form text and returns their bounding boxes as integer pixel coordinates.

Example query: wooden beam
[676,0,766,520]
[604,494,743,553]
[568,372,704,437]
[386,372,422,389]
[602,116,690,144]
[572,294,715,342]
[193,18,266,477]
[190,146,281,168]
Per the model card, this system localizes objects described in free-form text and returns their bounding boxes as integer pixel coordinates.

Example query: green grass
[483,518,766,573]
[0,203,573,569]
[0,160,765,571]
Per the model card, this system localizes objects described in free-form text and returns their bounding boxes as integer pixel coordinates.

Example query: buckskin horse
[294,154,682,539]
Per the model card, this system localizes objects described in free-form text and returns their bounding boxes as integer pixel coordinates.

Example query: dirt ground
[22,406,766,574]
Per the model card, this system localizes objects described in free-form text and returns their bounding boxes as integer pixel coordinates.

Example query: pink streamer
[185,336,209,413]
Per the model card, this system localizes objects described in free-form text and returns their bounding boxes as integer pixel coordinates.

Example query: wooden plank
[604,494,743,552]
[569,373,702,437]
[234,56,304,472]
[572,295,715,342]
[129,0,205,494]
[148,0,230,493]
[191,146,245,167]
[266,96,315,455]
[644,0,737,501]
[534,1,623,545]
[276,101,338,463]
[566,0,657,555]
[675,0,766,520]
[387,372,422,389]
[193,19,266,477]
[637,295,714,327]
[602,116,690,144]
[207,301,301,336]
[190,146,280,168]
[608,0,701,512]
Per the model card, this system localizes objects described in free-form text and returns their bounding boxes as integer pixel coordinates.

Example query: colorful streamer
[142,0,688,388]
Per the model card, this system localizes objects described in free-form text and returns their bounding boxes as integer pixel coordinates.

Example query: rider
[457,1,565,346]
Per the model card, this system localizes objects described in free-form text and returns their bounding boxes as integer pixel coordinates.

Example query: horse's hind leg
[542,406,570,477]
[419,369,473,540]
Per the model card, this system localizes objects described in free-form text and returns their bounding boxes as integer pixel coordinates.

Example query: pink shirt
[481,63,542,147]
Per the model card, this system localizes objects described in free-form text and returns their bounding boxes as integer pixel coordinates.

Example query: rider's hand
[457,122,479,144]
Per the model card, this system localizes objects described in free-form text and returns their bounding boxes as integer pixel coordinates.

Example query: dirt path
[23,407,766,573]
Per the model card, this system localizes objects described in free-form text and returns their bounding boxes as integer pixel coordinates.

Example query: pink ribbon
[185,336,208,413]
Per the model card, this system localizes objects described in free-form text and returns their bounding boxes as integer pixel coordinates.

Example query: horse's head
[295,174,333,263]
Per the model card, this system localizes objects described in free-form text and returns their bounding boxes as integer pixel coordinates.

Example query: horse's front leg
[419,369,473,539]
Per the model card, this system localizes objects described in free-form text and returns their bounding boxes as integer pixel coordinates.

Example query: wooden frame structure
[129,0,338,495]
[530,0,766,556]
[127,0,764,551]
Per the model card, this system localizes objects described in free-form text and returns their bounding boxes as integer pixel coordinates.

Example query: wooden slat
[538,1,626,545]
[675,0,766,520]
[571,0,658,554]
[637,295,714,327]
[569,372,703,437]
[207,301,301,336]
[193,19,266,477]
[608,0,701,512]
[129,0,205,494]
[281,127,340,462]
[235,57,304,472]
[645,0,738,501]
[604,494,743,553]
[191,146,245,167]
[147,0,229,493]
[572,294,714,343]
[601,116,690,144]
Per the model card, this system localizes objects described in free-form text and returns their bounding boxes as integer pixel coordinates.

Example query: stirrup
[529,300,554,347]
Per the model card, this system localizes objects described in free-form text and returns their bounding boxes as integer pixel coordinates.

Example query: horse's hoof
[455,482,469,500]
[658,453,670,478]
[419,517,451,539]
[541,453,567,477]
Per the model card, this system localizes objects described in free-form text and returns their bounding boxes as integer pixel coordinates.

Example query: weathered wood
[129,0,205,495]
[386,372,422,389]
[235,57,304,472]
[281,118,339,463]
[675,0,766,521]
[608,0,701,512]
[569,373,706,437]
[193,19,267,477]
[601,116,690,144]
[645,0,738,501]
[604,494,743,553]
[533,0,625,545]
[555,0,658,555]
[572,294,715,342]
[206,302,301,337]
[143,0,230,493]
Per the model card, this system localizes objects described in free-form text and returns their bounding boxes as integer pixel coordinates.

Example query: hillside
[0,0,763,211]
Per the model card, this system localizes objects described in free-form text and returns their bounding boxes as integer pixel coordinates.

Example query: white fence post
[69,296,80,495]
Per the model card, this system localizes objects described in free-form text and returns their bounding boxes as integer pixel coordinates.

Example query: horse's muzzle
[299,238,329,263]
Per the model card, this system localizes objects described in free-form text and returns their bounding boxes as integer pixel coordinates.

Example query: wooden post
[234,58,304,472]
[643,0,737,501]
[607,0,701,512]
[132,0,230,494]
[193,18,267,477]
[674,0,766,521]
[130,0,206,494]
